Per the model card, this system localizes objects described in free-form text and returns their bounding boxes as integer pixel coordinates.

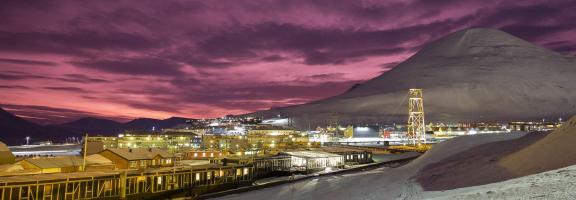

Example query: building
[509,121,562,132]
[16,156,82,173]
[87,134,197,153]
[248,126,298,136]
[13,155,116,174]
[252,155,292,177]
[260,117,292,127]
[84,154,116,171]
[202,135,248,151]
[352,126,380,138]
[317,146,373,164]
[98,148,176,169]
[184,150,229,160]
[278,151,344,173]
[0,163,255,200]
[0,142,15,164]
[88,136,118,149]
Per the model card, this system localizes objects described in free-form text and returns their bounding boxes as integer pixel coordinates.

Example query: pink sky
[1,0,575,124]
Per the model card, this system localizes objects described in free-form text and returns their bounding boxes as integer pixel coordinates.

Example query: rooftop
[20,156,82,169]
[280,151,342,158]
[102,148,174,160]
[316,146,369,153]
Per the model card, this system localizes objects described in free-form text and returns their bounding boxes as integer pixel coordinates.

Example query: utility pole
[82,133,88,171]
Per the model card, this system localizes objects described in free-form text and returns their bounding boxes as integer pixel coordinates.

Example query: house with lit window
[97,148,175,169]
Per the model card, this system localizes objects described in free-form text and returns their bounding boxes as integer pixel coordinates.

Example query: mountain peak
[409,27,561,61]
[249,27,576,127]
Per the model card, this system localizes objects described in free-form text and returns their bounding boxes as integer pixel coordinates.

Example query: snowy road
[216,166,422,200]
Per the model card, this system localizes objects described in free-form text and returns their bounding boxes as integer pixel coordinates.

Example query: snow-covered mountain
[248,28,576,128]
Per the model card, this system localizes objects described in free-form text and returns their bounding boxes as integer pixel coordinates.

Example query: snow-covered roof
[317,146,369,154]
[86,154,113,165]
[101,148,175,161]
[20,156,82,169]
[280,151,342,159]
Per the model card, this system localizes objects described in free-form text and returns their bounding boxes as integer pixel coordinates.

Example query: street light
[25,136,30,145]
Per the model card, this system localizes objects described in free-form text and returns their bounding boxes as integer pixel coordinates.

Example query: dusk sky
[1,0,575,124]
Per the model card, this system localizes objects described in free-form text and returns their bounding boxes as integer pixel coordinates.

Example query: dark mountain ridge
[0,108,78,145]
[0,107,193,145]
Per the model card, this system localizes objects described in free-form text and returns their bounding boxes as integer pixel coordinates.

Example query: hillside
[0,107,192,144]
[50,116,191,136]
[0,108,78,145]
[248,28,576,128]
[49,117,124,135]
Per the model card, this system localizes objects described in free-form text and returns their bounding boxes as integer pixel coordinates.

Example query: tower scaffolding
[407,89,426,145]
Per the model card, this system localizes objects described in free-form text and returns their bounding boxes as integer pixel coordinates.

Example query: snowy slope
[249,28,576,128]
[422,164,576,200]
[499,115,576,176]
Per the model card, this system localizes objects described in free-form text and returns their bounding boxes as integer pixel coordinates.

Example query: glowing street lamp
[25,136,30,145]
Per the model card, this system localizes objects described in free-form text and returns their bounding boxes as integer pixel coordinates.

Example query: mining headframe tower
[407,88,426,146]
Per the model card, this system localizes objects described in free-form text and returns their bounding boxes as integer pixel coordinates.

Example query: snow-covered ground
[215,133,527,200]
[422,164,576,200]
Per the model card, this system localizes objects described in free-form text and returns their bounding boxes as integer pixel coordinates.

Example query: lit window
[210,153,214,157]
[129,161,137,168]
[157,176,162,184]
[202,152,206,157]
[166,159,172,164]
[195,173,200,181]
[194,153,198,157]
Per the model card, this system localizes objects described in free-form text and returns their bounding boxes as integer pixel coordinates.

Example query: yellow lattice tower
[407,89,426,146]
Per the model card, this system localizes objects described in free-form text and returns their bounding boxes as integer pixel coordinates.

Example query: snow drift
[415,115,576,191]
[499,115,576,176]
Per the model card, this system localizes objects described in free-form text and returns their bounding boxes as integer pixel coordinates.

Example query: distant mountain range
[248,28,576,128]
[47,116,191,135]
[0,108,77,145]
[0,107,191,145]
